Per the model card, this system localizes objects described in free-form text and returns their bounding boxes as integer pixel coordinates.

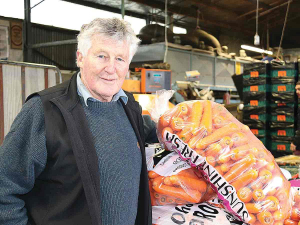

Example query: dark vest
[22,73,151,225]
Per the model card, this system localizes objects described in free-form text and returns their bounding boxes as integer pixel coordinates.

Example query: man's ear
[76,51,84,68]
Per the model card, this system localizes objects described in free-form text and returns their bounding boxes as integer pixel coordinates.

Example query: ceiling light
[241,45,273,55]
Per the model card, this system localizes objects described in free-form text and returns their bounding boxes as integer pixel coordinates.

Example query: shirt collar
[76,72,128,106]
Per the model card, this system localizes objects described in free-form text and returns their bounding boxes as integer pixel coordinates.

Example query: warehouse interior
[1,0,300,180]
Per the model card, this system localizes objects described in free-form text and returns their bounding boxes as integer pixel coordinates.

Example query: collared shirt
[77,73,128,106]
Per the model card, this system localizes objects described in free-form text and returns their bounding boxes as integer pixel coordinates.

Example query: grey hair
[77,17,140,61]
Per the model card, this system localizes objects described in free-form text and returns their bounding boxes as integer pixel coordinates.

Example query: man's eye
[98,55,105,59]
[117,58,124,62]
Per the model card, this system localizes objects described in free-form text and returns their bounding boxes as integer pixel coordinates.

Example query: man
[0,18,154,225]
[291,81,300,155]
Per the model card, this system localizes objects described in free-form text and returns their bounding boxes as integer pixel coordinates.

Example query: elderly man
[0,18,153,225]
[291,81,300,155]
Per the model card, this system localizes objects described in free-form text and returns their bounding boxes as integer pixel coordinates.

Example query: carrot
[257,158,268,169]
[246,203,262,214]
[284,219,298,225]
[171,117,184,132]
[177,127,193,143]
[230,144,250,161]
[237,187,252,203]
[163,177,173,186]
[253,189,265,201]
[152,183,202,203]
[220,161,233,173]
[159,106,179,128]
[196,123,239,149]
[189,101,204,135]
[152,176,164,186]
[266,162,275,171]
[257,211,274,225]
[263,196,280,212]
[200,101,213,135]
[259,169,273,184]
[294,192,300,203]
[219,136,233,149]
[250,178,264,190]
[213,115,228,129]
[290,208,300,221]
[206,156,216,167]
[273,210,287,221]
[249,213,257,224]
[223,153,256,183]
[158,195,168,205]
[231,169,258,191]
[205,143,222,157]
[215,166,224,176]
[276,189,289,203]
[274,222,284,225]
[149,171,160,179]
[176,103,189,118]
[218,152,232,164]
[231,132,248,147]
[188,131,206,149]
[169,175,207,193]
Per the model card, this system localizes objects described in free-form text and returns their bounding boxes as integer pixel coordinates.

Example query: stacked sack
[153,97,293,225]
[267,63,298,157]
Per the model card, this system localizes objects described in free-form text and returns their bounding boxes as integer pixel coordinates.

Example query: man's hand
[291,143,296,151]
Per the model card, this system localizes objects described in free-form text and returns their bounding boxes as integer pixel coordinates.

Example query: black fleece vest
[22,73,151,225]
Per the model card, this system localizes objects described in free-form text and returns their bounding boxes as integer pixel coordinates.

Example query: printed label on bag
[163,131,250,223]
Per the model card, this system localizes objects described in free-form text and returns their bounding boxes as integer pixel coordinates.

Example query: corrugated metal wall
[31,24,78,70]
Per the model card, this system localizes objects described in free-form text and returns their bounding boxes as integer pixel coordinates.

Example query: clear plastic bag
[284,180,300,225]
[146,146,215,206]
[152,93,292,224]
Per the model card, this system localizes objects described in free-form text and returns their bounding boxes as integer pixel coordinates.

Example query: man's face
[296,85,300,99]
[77,35,130,102]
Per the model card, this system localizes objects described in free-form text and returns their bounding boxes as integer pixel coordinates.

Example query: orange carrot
[246,203,262,214]
[218,152,232,164]
[188,131,206,149]
[291,208,300,221]
[263,196,280,212]
[169,175,207,193]
[206,156,216,167]
[163,177,173,186]
[189,101,204,135]
[213,115,228,129]
[205,143,222,157]
[273,210,286,221]
[220,161,233,173]
[200,101,213,135]
[274,222,284,225]
[219,136,233,149]
[223,154,256,183]
[259,169,273,184]
[176,103,189,118]
[177,168,199,179]
[237,187,252,203]
[230,144,251,161]
[215,166,224,176]
[152,183,202,203]
[231,132,248,147]
[177,127,193,143]
[250,178,264,190]
[253,189,265,201]
[149,180,156,206]
[231,169,258,191]
[284,219,298,225]
[196,123,239,149]
[257,211,274,225]
[149,171,160,179]
[152,176,164,186]
[266,162,275,171]
[171,117,184,132]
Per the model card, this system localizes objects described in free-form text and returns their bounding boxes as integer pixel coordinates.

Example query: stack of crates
[242,63,270,146]
[266,63,298,156]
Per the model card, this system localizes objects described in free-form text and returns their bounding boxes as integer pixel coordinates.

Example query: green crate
[244,101,268,107]
[243,74,268,79]
[271,84,295,92]
[269,103,295,108]
[250,128,267,137]
[269,128,295,137]
[270,115,295,122]
[243,84,270,92]
[270,69,297,78]
[269,141,291,152]
[244,114,268,122]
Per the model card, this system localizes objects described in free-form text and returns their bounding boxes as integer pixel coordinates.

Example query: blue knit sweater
[0,95,144,225]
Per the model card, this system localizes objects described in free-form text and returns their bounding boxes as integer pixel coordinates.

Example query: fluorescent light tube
[241,45,273,55]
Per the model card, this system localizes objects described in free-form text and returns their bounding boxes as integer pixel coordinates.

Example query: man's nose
[105,58,116,74]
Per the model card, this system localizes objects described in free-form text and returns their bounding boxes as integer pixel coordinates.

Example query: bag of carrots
[147,148,215,206]
[152,202,247,225]
[151,92,293,225]
[283,180,300,225]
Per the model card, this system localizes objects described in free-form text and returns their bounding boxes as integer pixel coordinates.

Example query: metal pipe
[24,0,32,62]
[31,39,77,48]
[121,0,125,19]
